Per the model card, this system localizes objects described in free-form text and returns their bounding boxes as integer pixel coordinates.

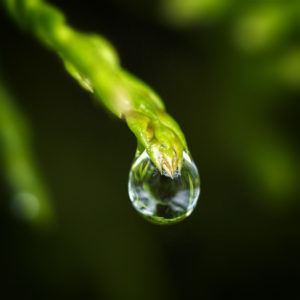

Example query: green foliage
[0,76,54,224]
[2,0,187,176]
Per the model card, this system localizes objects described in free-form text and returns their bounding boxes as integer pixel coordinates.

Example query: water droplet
[128,150,200,225]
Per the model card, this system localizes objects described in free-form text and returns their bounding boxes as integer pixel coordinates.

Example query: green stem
[2,0,188,176]
[0,74,54,224]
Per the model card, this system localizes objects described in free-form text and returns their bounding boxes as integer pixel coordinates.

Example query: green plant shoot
[0,75,53,223]
[2,0,188,177]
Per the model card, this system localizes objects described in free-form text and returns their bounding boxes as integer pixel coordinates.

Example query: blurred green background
[0,0,299,299]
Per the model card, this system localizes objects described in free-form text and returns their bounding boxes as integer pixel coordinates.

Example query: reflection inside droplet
[128,150,200,224]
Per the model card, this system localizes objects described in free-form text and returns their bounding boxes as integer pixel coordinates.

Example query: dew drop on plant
[128,150,200,225]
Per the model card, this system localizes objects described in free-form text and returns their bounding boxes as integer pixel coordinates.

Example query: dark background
[0,0,299,299]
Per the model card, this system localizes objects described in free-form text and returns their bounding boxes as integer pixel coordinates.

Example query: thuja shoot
[2,0,200,224]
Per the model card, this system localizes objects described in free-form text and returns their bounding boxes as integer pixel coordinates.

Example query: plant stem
[2,0,188,176]
[0,74,54,224]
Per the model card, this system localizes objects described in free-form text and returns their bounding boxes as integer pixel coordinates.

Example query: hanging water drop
[128,150,200,225]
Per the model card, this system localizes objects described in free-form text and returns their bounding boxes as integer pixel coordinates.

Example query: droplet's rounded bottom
[140,212,192,225]
[128,150,200,225]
